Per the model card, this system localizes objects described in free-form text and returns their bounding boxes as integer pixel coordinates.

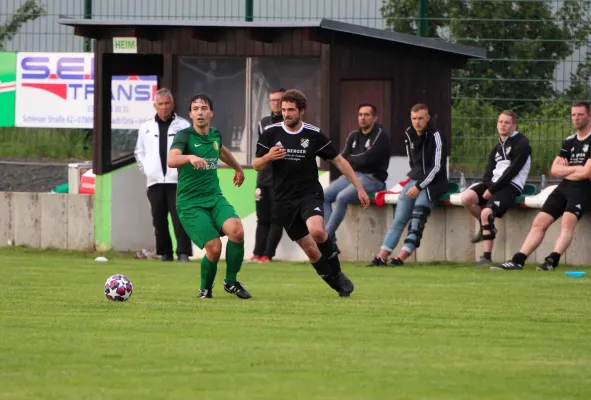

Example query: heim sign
[15,52,157,129]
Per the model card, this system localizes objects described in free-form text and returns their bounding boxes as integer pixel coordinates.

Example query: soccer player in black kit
[495,102,591,271]
[254,89,370,296]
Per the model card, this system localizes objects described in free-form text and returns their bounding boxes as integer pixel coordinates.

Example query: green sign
[113,37,137,53]
[0,52,16,127]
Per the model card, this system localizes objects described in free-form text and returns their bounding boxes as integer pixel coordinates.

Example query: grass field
[1,247,590,400]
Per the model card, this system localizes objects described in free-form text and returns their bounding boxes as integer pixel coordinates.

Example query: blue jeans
[324,173,385,236]
[381,180,433,255]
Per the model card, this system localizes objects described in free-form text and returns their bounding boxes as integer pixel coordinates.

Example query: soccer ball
[104,274,133,301]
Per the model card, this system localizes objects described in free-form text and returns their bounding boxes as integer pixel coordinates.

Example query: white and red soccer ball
[104,274,133,301]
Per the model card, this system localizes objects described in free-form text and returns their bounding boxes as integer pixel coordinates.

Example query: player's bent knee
[204,239,222,261]
[461,191,476,206]
[308,226,326,242]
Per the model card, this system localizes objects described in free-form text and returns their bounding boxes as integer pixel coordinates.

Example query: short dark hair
[281,89,307,111]
[500,110,517,124]
[358,103,377,116]
[270,88,286,95]
[189,93,214,111]
[411,103,429,113]
[572,102,591,113]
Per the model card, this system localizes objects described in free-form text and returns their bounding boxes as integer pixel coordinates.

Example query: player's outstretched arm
[550,156,577,177]
[220,146,245,187]
[563,159,591,181]
[330,154,370,208]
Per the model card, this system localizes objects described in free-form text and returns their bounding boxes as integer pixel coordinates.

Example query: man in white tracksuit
[134,88,193,262]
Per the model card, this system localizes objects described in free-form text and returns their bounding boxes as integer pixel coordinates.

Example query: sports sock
[483,252,492,261]
[512,252,527,266]
[201,256,218,290]
[547,252,561,266]
[311,258,331,277]
[317,236,341,275]
[225,240,245,285]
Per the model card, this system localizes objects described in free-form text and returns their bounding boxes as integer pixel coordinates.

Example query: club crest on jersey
[584,144,589,153]
[213,141,219,151]
[352,140,357,149]
[505,146,511,155]
[365,140,370,148]
[300,138,309,149]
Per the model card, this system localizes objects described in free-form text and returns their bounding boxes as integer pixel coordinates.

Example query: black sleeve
[255,127,273,158]
[404,136,413,170]
[315,131,338,160]
[341,132,355,159]
[559,138,571,161]
[416,131,444,189]
[489,138,532,194]
[482,147,497,185]
[347,130,390,169]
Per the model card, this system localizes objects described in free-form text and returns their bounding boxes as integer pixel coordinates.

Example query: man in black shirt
[495,102,591,271]
[249,88,285,263]
[324,104,390,236]
[254,89,370,296]
[461,110,532,267]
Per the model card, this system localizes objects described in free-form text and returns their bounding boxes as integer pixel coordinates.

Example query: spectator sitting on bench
[460,110,532,267]
[368,103,448,267]
[323,104,390,244]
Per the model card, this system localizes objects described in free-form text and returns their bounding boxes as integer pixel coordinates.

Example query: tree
[0,0,47,51]
[380,0,591,114]
[565,51,591,102]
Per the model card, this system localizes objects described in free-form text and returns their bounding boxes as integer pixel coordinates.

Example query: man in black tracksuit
[249,88,285,263]
[461,110,532,266]
[369,103,448,266]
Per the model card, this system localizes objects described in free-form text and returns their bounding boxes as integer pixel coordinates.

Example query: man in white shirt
[134,88,193,262]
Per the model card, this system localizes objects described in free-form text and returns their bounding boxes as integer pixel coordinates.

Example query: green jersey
[170,126,223,208]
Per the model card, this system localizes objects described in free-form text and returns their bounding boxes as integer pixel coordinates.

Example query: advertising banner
[15,52,157,129]
[0,52,17,127]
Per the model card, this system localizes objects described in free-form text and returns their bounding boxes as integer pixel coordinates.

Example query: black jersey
[559,132,591,168]
[255,121,338,202]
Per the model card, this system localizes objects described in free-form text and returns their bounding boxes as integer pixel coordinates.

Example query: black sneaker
[198,288,213,299]
[224,280,252,299]
[367,257,387,267]
[491,260,523,271]
[336,272,354,297]
[537,258,555,271]
[390,257,404,266]
[476,256,493,268]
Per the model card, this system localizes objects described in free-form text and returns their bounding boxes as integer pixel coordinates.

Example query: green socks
[200,255,218,290]
[225,240,245,285]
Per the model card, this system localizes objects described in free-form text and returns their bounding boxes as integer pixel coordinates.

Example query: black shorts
[541,181,591,220]
[470,182,521,218]
[278,194,325,241]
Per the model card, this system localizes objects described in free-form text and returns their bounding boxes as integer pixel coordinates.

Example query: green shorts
[177,196,239,249]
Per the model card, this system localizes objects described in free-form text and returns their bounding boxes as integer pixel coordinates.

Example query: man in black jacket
[461,110,532,266]
[249,88,285,263]
[324,104,390,236]
[369,103,448,266]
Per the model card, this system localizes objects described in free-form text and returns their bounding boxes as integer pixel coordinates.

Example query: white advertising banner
[15,52,157,129]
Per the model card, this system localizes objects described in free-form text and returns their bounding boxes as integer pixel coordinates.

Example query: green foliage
[0,127,91,160]
[380,0,591,114]
[0,0,47,50]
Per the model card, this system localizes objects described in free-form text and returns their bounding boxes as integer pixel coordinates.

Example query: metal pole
[417,0,428,37]
[83,0,92,52]
[245,0,253,22]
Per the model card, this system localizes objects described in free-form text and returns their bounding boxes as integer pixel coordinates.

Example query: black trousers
[146,184,193,257]
[253,184,283,258]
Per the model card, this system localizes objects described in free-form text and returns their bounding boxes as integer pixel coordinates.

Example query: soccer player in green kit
[168,93,251,299]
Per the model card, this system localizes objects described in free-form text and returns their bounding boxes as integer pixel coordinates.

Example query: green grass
[0,127,91,160]
[1,247,591,399]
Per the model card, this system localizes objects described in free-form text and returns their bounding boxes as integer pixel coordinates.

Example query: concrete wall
[110,165,155,252]
[0,192,93,250]
[335,204,591,266]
